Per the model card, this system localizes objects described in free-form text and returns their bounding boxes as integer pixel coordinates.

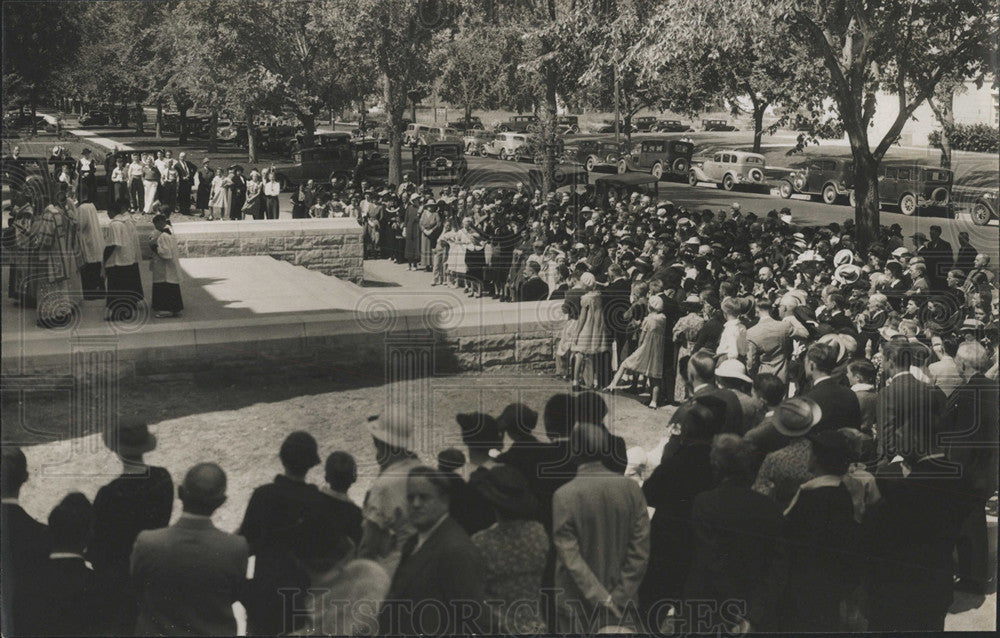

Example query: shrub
[929,122,1000,153]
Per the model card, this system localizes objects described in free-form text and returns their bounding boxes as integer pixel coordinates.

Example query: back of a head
[956,341,989,373]
[709,434,758,484]
[1,446,28,495]
[543,393,575,440]
[325,451,357,493]
[573,390,608,427]
[682,397,723,442]
[882,340,915,372]
[570,423,610,463]
[48,492,93,551]
[847,358,876,385]
[689,350,716,384]
[181,462,227,514]
[497,402,538,440]
[753,373,787,407]
[806,341,839,375]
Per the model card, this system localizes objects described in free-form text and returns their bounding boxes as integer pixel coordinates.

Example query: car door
[879,167,897,203]
[704,153,723,179]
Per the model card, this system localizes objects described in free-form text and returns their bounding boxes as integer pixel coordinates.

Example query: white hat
[656,208,667,216]
[891,247,912,257]
[780,213,793,224]
[698,244,712,256]
[834,249,855,267]
[834,263,862,285]
[684,236,701,245]
[648,295,664,312]
[715,359,753,384]
[366,414,414,450]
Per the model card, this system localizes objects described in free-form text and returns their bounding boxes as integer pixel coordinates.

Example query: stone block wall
[170,219,364,283]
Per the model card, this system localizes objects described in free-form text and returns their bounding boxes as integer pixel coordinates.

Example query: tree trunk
[465,103,472,127]
[410,99,417,123]
[246,109,257,165]
[155,100,163,139]
[851,152,881,249]
[135,101,145,135]
[752,103,766,153]
[208,110,218,153]
[178,107,188,145]
[541,61,559,194]
[928,94,954,168]
[299,113,316,149]
[29,100,37,136]
[385,74,405,186]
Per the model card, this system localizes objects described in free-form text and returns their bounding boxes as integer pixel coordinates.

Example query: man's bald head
[955,341,990,375]
[179,462,227,515]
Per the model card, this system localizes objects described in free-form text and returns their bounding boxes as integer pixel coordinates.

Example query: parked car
[654,119,694,133]
[463,130,496,156]
[415,142,468,184]
[418,126,463,146]
[870,162,953,216]
[482,132,530,160]
[563,139,627,172]
[689,150,767,190]
[633,116,659,132]
[404,123,432,145]
[558,115,580,134]
[514,137,564,164]
[622,137,695,180]
[258,124,299,154]
[778,156,855,204]
[79,111,111,127]
[594,173,661,210]
[968,189,998,226]
[217,120,247,143]
[287,131,354,155]
[496,115,537,133]
[270,141,358,191]
[702,119,738,131]
[448,116,484,131]
[596,119,630,134]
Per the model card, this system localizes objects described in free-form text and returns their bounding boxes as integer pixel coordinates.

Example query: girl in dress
[207,170,228,220]
[606,294,667,409]
[242,172,264,220]
[149,214,183,317]
[571,272,610,390]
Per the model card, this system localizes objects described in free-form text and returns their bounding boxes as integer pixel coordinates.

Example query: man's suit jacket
[876,372,947,461]
[941,373,999,499]
[518,275,550,302]
[805,377,861,433]
[37,556,107,636]
[600,277,631,341]
[746,316,793,381]
[378,516,486,635]
[553,461,650,632]
[0,503,50,637]
[131,515,248,637]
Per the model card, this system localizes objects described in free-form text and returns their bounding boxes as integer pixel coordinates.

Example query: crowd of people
[3,177,999,635]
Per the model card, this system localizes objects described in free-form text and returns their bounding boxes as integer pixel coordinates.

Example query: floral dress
[472,520,549,634]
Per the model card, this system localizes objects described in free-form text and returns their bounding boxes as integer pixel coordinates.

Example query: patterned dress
[572,291,610,354]
[621,312,667,379]
[471,520,549,634]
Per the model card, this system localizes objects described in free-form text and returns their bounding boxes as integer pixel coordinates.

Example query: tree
[639,0,999,249]
[2,2,83,133]
[436,22,508,126]
[350,0,454,185]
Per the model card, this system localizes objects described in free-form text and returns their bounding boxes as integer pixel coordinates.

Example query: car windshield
[924,169,951,182]
[432,146,460,157]
[671,142,693,153]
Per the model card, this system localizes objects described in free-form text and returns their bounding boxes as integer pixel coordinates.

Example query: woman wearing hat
[471,466,548,634]
[605,294,667,408]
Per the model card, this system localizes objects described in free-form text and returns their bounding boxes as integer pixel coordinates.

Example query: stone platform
[1,258,563,382]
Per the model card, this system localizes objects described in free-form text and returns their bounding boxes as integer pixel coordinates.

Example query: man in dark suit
[942,342,999,595]
[671,349,744,437]
[319,451,363,546]
[517,261,550,301]
[601,263,632,360]
[1,447,50,637]
[379,466,486,635]
[919,225,954,288]
[37,493,107,636]
[239,431,339,635]
[175,152,197,215]
[686,435,786,632]
[131,463,248,636]
[876,340,948,462]
[803,342,861,432]
[229,165,247,220]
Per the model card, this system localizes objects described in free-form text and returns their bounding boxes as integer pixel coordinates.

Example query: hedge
[929,122,999,153]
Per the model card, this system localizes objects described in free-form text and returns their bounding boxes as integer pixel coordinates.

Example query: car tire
[618,160,627,174]
[498,125,509,132]
[585,156,596,172]
[899,193,917,216]
[822,184,839,204]
[722,174,735,191]
[672,158,688,174]
[779,181,794,199]
[688,171,699,187]
[499,149,508,161]
[792,175,806,191]
[651,163,663,180]
[971,202,993,226]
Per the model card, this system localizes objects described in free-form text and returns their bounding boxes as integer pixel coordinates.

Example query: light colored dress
[621,312,667,379]
[572,291,610,354]
[445,228,474,274]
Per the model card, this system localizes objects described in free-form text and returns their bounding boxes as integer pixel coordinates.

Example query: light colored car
[689,150,767,191]
[404,123,431,145]
[482,132,530,160]
[418,126,463,145]
[463,130,495,155]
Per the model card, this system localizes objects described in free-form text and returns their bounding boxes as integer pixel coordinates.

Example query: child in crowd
[149,214,183,318]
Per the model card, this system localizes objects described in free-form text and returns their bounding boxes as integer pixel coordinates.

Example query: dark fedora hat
[103,417,157,456]
[477,465,539,517]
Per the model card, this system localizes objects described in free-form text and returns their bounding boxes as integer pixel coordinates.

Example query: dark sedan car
[79,111,112,127]
[448,116,484,131]
[416,142,468,184]
[654,119,694,133]
[702,119,738,131]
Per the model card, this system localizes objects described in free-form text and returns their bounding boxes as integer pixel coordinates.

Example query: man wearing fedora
[131,463,248,636]
[752,397,824,511]
[239,430,339,636]
[359,414,422,579]
[89,418,174,635]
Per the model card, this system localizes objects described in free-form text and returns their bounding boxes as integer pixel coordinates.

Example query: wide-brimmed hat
[773,397,822,437]
[834,249,855,266]
[366,414,414,451]
[715,359,753,384]
[477,465,539,516]
[960,318,985,333]
[891,246,912,258]
[456,412,502,449]
[834,263,862,285]
[104,417,157,456]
